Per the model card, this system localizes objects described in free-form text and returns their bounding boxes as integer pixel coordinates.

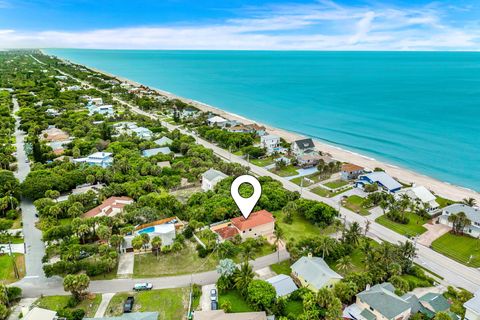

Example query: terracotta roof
[231,210,275,231]
[341,163,364,172]
[214,225,239,240]
[83,196,133,218]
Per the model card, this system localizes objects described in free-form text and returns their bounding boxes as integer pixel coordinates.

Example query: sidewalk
[94,293,115,318]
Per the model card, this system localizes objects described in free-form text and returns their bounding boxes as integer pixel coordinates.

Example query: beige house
[230,210,275,240]
[291,254,342,292]
[82,196,133,218]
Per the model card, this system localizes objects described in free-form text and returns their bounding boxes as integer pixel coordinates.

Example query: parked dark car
[123,296,134,313]
[211,301,218,311]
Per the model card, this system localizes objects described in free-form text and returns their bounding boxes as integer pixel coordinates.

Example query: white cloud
[0,1,479,50]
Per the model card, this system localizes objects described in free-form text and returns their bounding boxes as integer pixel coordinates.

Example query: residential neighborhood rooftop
[231,210,275,231]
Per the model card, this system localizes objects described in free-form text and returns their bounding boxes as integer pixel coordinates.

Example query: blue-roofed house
[266,274,298,297]
[291,254,342,292]
[142,147,172,157]
[356,171,402,193]
[73,152,113,168]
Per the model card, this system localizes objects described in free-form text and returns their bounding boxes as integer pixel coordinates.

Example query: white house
[438,204,480,237]
[260,134,281,154]
[291,138,316,156]
[396,185,439,212]
[201,168,228,191]
[464,290,480,320]
[87,104,114,116]
[207,115,228,127]
[73,152,114,168]
[113,122,153,139]
[291,255,343,292]
[88,97,103,105]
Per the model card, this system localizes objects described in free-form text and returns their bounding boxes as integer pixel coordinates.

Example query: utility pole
[300,177,304,196]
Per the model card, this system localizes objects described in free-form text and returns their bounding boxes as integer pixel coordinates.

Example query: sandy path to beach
[93,67,480,203]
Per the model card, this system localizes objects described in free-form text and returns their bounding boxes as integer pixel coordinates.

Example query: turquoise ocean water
[46,49,480,191]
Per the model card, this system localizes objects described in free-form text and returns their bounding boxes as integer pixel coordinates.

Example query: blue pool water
[137,226,155,234]
[46,49,480,191]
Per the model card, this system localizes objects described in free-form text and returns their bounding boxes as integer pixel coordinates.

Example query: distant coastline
[43,49,480,202]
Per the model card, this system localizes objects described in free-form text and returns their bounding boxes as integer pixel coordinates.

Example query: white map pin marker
[231,175,262,219]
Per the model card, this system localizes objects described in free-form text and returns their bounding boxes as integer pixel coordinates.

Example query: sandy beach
[77,61,480,204]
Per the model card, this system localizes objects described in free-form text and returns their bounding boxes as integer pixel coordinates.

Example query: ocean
[45,49,480,192]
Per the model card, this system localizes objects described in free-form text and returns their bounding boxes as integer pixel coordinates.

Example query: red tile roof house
[82,196,134,218]
[341,163,365,181]
[211,210,276,242]
[231,210,275,240]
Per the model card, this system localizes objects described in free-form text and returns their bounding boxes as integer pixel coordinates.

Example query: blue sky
[0,0,479,50]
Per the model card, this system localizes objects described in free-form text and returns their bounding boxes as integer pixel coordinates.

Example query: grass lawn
[431,233,480,268]
[323,180,348,189]
[436,196,456,208]
[134,243,218,278]
[312,186,353,198]
[35,294,101,317]
[270,260,292,275]
[234,243,275,262]
[271,165,299,177]
[219,290,254,313]
[11,216,22,229]
[250,157,274,167]
[106,288,188,320]
[290,176,315,187]
[0,253,25,283]
[291,172,330,186]
[274,211,335,244]
[328,239,378,275]
[342,195,370,216]
[375,212,428,237]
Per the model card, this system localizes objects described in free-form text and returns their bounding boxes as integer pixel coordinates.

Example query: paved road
[12,97,46,279]
[34,59,480,293]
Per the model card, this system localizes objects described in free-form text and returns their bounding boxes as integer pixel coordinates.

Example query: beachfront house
[141,147,172,157]
[230,209,275,240]
[464,290,480,320]
[207,115,228,127]
[266,274,298,298]
[154,136,173,146]
[344,283,412,320]
[291,254,342,292]
[82,196,134,218]
[356,171,402,193]
[291,138,315,156]
[438,204,480,237]
[396,185,439,213]
[73,151,114,168]
[260,134,281,154]
[201,168,228,191]
[341,163,365,181]
[180,107,199,119]
[297,153,322,168]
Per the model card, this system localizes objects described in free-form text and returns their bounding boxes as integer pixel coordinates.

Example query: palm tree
[234,263,254,295]
[345,222,362,246]
[317,236,335,259]
[273,223,284,262]
[336,256,353,273]
[151,236,162,259]
[462,198,477,207]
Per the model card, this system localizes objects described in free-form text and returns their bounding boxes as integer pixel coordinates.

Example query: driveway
[330,187,367,202]
[117,252,134,278]
[200,284,216,311]
[285,167,318,180]
[418,222,451,246]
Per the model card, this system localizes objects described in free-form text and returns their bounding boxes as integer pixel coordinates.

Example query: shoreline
[47,52,480,203]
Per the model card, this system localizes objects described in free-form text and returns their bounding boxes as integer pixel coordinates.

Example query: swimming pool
[137,226,155,234]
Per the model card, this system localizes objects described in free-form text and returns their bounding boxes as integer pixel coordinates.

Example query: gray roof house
[266,274,298,297]
[438,204,480,237]
[291,255,342,292]
[141,147,172,157]
[291,138,315,156]
[202,168,228,191]
[154,136,173,146]
[354,283,412,320]
[84,312,158,320]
